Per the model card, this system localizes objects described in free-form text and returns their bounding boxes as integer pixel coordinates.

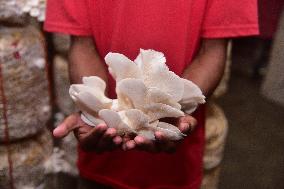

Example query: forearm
[68,36,108,84]
[182,39,228,97]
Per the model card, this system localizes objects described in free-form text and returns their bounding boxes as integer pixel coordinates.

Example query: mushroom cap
[180,78,206,104]
[135,49,184,102]
[144,103,184,122]
[116,78,147,110]
[98,109,135,135]
[105,53,142,81]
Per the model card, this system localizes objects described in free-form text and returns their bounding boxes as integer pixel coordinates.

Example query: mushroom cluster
[69,49,205,140]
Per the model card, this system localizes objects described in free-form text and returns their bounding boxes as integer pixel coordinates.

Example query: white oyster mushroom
[69,49,206,141]
[105,53,142,81]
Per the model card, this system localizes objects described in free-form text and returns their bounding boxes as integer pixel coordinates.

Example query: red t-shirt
[45,1,258,188]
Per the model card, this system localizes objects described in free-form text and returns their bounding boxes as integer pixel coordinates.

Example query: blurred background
[0,0,283,189]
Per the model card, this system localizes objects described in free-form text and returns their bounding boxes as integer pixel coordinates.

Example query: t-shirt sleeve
[44,0,92,36]
[201,0,259,38]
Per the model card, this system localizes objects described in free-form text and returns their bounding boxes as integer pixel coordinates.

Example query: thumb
[53,113,80,138]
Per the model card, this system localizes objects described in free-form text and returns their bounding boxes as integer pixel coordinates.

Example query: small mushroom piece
[144,103,184,122]
[105,53,142,82]
[157,122,186,140]
[181,102,199,115]
[81,112,105,127]
[137,130,156,141]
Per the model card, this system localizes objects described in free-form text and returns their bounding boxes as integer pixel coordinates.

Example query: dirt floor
[217,40,284,189]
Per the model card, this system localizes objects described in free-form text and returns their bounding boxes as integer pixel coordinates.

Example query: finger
[124,140,136,151]
[113,136,122,146]
[178,116,197,133]
[154,131,166,141]
[134,136,156,152]
[179,115,197,126]
[121,135,134,150]
[178,123,190,134]
[96,128,117,150]
[53,114,79,138]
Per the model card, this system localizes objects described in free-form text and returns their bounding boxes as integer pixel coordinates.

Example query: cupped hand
[122,114,197,153]
[53,113,123,153]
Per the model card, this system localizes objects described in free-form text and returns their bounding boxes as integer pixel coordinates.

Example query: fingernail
[113,137,122,145]
[155,131,164,140]
[53,126,63,137]
[134,136,144,144]
[106,128,116,136]
[126,141,135,150]
[181,123,189,132]
[97,124,107,131]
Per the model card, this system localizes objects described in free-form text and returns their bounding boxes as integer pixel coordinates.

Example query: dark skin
[53,36,227,153]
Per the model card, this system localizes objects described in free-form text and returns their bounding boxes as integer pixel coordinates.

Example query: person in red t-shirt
[44,1,258,188]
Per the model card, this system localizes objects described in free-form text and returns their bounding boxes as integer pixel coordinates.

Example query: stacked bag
[51,34,78,177]
[0,1,53,188]
[201,102,228,189]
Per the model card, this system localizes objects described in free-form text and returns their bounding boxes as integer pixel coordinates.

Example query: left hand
[122,114,197,153]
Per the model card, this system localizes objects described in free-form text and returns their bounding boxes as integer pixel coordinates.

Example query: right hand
[53,113,123,153]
